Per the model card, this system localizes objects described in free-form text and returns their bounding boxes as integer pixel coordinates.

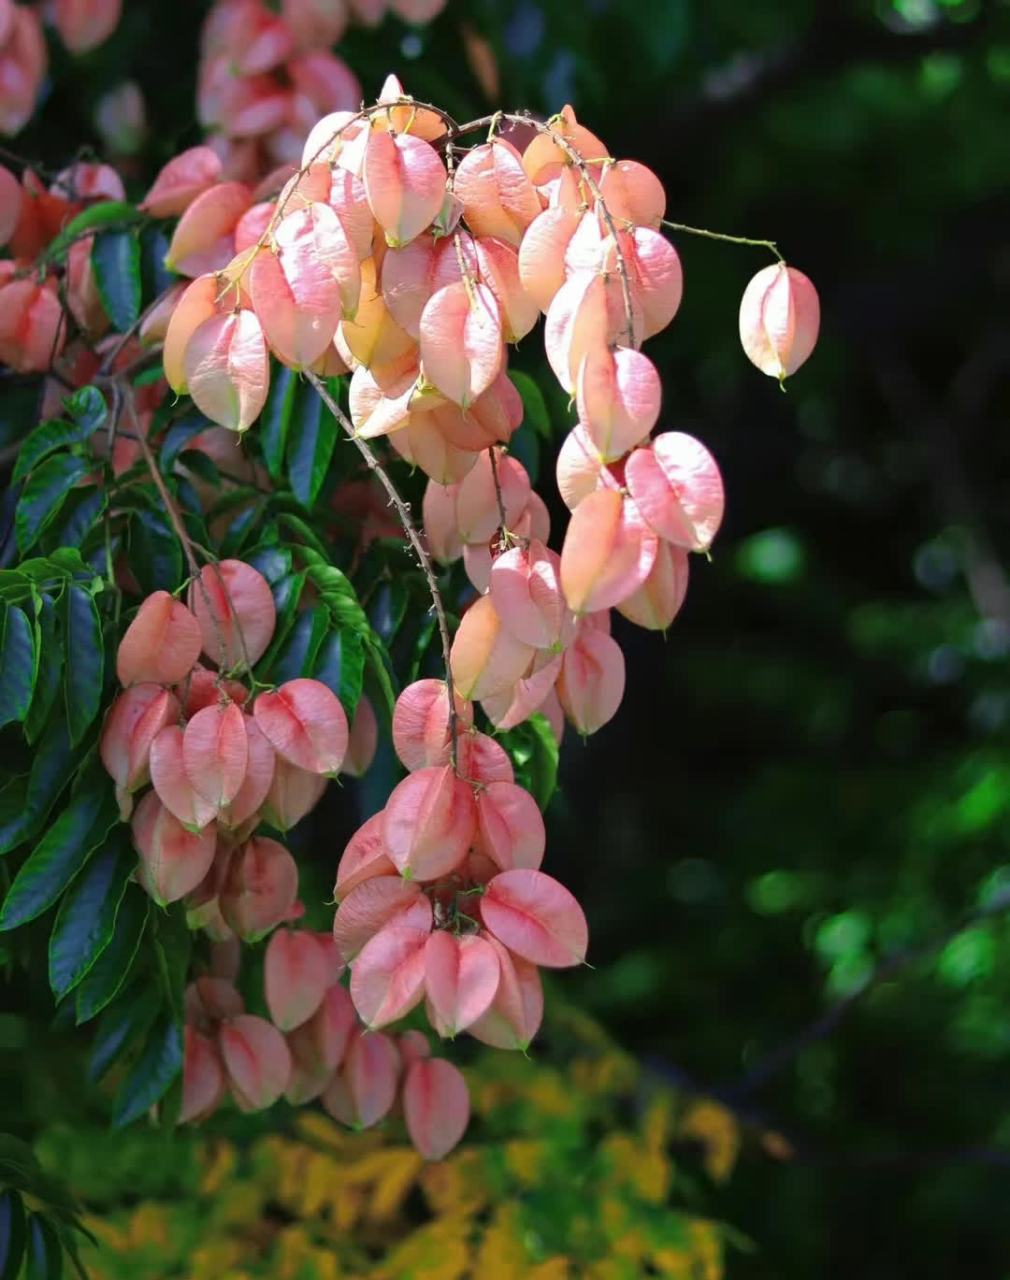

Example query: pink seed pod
[489,539,574,651]
[556,626,625,735]
[282,0,349,50]
[219,716,275,830]
[131,791,218,906]
[350,922,429,1028]
[624,431,725,553]
[260,755,327,831]
[402,1057,470,1160]
[342,695,378,778]
[338,256,416,368]
[150,724,218,832]
[264,928,333,1030]
[555,422,617,513]
[179,1026,226,1124]
[334,812,396,900]
[140,146,223,218]
[419,281,504,409]
[475,781,546,872]
[249,202,359,368]
[219,836,299,941]
[285,982,357,1104]
[576,345,660,463]
[185,974,245,1030]
[560,488,657,614]
[479,650,561,733]
[162,274,222,394]
[177,666,249,718]
[253,678,349,776]
[233,201,274,253]
[424,931,501,1037]
[165,181,252,277]
[616,539,690,632]
[363,128,446,248]
[455,730,514,785]
[518,205,581,313]
[422,480,463,564]
[596,159,665,228]
[452,139,541,248]
[521,104,607,187]
[468,933,543,1051]
[140,283,186,348]
[544,271,608,395]
[398,1028,431,1065]
[481,868,588,968]
[100,683,179,798]
[0,7,46,137]
[382,765,476,880]
[462,492,551,595]
[739,262,820,379]
[0,164,22,247]
[380,233,437,338]
[333,873,431,962]
[0,280,65,374]
[450,595,535,703]
[627,226,682,339]
[188,559,277,670]
[53,0,121,53]
[65,237,108,336]
[387,414,478,485]
[391,678,473,771]
[322,1027,399,1129]
[219,1013,292,1112]
[116,592,203,688]
[183,310,270,432]
[182,698,247,802]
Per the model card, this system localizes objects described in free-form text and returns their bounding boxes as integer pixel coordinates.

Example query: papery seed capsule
[220,836,299,941]
[219,1013,292,1111]
[253,678,349,776]
[624,432,725,553]
[556,625,625,735]
[264,928,333,1031]
[468,933,543,1051]
[560,489,657,614]
[382,765,476,880]
[739,262,820,379]
[402,1057,470,1160]
[450,595,535,703]
[321,1027,399,1129]
[131,791,218,906]
[117,593,203,688]
[141,146,223,218]
[188,559,277,670]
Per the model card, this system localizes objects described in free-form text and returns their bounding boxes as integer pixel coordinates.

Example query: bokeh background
[5,0,1010,1275]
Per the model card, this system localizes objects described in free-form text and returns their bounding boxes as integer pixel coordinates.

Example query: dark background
[10,0,1010,1274]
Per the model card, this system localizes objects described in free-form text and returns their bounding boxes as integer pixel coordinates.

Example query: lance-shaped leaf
[402,1057,470,1160]
[382,765,476,881]
[480,868,588,968]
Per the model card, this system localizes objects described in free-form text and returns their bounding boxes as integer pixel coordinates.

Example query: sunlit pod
[453,139,542,247]
[0,280,65,374]
[166,182,251,277]
[489,538,574,651]
[363,128,446,248]
[455,447,531,544]
[544,270,609,394]
[382,764,477,880]
[184,309,270,431]
[517,205,581,313]
[386,412,479,484]
[556,625,625,735]
[219,1013,292,1112]
[339,256,416,367]
[521,105,607,186]
[177,666,249,718]
[163,275,222,394]
[479,650,562,732]
[391,678,473,771]
[576,345,660,462]
[455,730,515,786]
[624,431,725,553]
[739,262,820,378]
[555,422,618,512]
[419,281,504,408]
[560,488,658,613]
[597,159,665,227]
[253,678,349,775]
[626,226,683,338]
[188,559,277,670]
[617,539,690,631]
[403,1057,470,1160]
[450,595,536,703]
[333,874,431,962]
[468,934,543,1051]
[422,480,463,563]
[131,791,218,906]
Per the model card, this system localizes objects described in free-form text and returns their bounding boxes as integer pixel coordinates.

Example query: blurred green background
[6,0,1010,1275]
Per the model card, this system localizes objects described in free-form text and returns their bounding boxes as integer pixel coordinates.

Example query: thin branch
[305,370,460,771]
[661,219,784,263]
[125,392,199,577]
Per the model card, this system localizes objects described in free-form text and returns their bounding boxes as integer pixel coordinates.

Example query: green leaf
[49,829,135,997]
[64,386,107,436]
[260,362,298,482]
[0,1189,26,1280]
[272,602,329,685]
[47,487,106,553]
[112,1013,183,1129]
[0,770,118,928]
[74,886,149,1025]
[0,603,36,729]
[92,230,142,332]
[13,421,87,485]
[316,628,364,719]
[24,595,62,745]
[152,906,191,1024]
[88,982,159,1082]
[510,370,552,439]
[129,505,184,595]
[46,201,142,259]
[0,722,74,854]
[62,585,104,745]
[257,571,308,676]
[499,713,560,811]
[286,379,338,507]
[139,225,175,300]
[15,455,89,553]
[159,414,211,472]
[364,637,396,718]
[24,1214,61,1280]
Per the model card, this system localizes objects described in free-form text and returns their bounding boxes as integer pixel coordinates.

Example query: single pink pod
[624,431,725,553]
[424,931,501,1037]
[150,724,218,832]
[343,695,378,778]
[350,922,429,1028]
[628,226,683,339]
[162,274,222,394]
[219,1013,292,1112]
[489,539,574,651]
[264,928,332,1031]
[479,650,562,733]
[322,1027,399,1129]
[468,934,543,1051]
[220,716,276,830]
[450,595,535,703]
[165,181,251,277]
[475,780,546,872]
[285,983,357,1105]
[391,678,473,771]
[333,874,431,962]
[188,559,277,670]
[100,683,179,797]
[739,262,820,379]
[555,422,617,513]
[560,489,657,614]
[402,1057,470,1160]
[183,310,270,432]
[454,730,515,785]
[576,345,660,463]
[556,626,625,735]
[481,868,588,968]
[54,0,121,53]
[253,678,349,776]
[363,128,446,248]
[140,146,222,218]
[452,139,541,248]
[597,159,666,228]
[382,764,477,881]
[617,539,690,632]
[518,205,581,313]
[131,791,218,906]
[179,1026,225,1125]
[116,592,203,688]
[454,447,531,545]
[219,836,299,941]
[183,700,249,811]
[261,755,327,832]
[419,281,504,409]
[544,270,608,395]
[334,811,396,900]
[422,481,464,564]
